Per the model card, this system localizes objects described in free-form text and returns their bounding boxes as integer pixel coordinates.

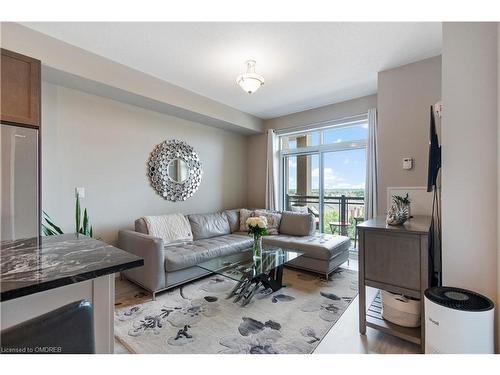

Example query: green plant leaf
[75,195,81,234]
[42,225,56,236]
[42,211,64,236]
[82,208,89,235]
[89,226,93,238]
[44,217,64,234]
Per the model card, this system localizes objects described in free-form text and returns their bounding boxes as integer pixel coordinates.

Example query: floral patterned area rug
[114,267,358,354]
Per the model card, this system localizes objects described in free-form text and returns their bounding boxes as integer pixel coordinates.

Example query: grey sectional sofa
[118,209,351,299]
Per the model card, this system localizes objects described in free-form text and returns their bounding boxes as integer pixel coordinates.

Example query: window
[284,153,320,218]
[280,131,320,150]
[279,116,368,240]
[323,123,368,144]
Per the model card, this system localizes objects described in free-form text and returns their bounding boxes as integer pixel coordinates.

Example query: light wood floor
[114,255,420,354]
[313,258,419,354]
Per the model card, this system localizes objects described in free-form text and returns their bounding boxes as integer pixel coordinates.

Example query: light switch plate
[75,187,85,198]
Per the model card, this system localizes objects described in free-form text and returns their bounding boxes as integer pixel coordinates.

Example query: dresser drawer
[364,231,421,291]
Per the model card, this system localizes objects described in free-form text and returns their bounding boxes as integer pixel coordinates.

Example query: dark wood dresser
[357,215,432,352]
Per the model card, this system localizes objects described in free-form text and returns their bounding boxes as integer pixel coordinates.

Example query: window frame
[278,115,368,231]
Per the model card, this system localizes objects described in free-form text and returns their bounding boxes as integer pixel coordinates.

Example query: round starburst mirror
[147,140,202,201]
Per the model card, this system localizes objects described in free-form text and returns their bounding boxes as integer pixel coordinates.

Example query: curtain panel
[265,129,279,210]
[365,108,378,219]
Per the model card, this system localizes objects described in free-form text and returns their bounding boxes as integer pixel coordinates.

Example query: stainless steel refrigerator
[1,123,40,241]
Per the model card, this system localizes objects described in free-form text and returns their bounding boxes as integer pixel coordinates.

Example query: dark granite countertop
[0,233,144,301]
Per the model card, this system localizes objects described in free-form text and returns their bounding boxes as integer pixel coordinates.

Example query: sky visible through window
[286,124,367,192]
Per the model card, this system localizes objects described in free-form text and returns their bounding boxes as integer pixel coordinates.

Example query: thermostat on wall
[403,158,413,170]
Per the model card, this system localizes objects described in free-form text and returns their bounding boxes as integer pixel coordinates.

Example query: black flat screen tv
[427,106,441,192]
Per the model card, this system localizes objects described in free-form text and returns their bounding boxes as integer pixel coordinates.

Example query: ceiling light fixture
[236,60,264,94]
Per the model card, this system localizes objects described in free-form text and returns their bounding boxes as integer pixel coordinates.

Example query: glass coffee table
[197,245,303,306]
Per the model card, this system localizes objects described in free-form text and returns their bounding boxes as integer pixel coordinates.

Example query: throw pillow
[224,209,241,233]
[239,208,255,232]
[254,210,281,235]
[188,212,231,240]
[279,211,315,236]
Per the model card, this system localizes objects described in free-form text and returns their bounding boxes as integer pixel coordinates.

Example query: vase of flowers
[246,216,268,260]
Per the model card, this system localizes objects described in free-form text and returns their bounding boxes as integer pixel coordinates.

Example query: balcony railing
[285,194,365,240]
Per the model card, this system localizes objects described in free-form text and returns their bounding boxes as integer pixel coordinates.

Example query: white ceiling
[22,22,442,119]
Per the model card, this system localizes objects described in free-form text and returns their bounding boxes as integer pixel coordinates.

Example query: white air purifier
[424,287,494,354]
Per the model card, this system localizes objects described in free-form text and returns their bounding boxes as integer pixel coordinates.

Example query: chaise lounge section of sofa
[118,209,351,299]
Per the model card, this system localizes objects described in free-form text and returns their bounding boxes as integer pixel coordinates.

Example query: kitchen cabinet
[1,48,41,127]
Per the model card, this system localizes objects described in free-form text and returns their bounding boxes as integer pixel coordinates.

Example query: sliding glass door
[280,117,368,238]
[321,149,366,237]
[284,153,320,231]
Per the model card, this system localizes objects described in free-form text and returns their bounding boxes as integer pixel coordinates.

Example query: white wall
[264,94,378,131]
[42,82,248,245]
[377,56,441,214]
[441,23,498,348]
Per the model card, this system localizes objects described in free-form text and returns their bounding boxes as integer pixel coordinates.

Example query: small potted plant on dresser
[386,193,411,226]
